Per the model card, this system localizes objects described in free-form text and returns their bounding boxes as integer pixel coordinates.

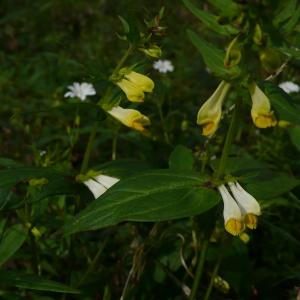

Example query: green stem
[203,253,222,300]
[80,121,98,174]
[81,44,134,173]
[75,240,107,288]
[157,102,170,144]
[189,239,209,300]
[214,103,240,180]
[112,44,134,75]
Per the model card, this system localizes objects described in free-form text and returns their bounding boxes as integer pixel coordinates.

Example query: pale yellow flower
[228,182,261,230]
[125,71,154,92]
[107,106,150,132]
[249,83,277,128]
[117,79,145,103]
[117,71,154,102]
[197,81,231,136]
[218,184,244,236]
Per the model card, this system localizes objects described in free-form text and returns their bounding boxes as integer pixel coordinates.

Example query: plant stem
[214,103,240,180]
[75,240,107,288]
[203,252,223,300]
[156,102,170,144]
[112,44,134,75]
[189,239,209,300]
[80,121,98,174]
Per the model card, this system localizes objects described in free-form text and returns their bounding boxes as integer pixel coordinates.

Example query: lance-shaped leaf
[0,271,80,294]
[0,224,27,266]
[64,170,220,235]
[187,30,241,79]
[259,81,300,125]
[182,0,238,36]
[207,0,240,18]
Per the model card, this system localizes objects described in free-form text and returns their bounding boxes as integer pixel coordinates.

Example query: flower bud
[259,48,282,74]
[139,45,162,58]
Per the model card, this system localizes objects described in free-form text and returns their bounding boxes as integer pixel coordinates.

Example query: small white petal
[218,184,242,223]
[278,81,300,94]
[94,175,119,190]
[153,59,174,73]
[83,175,119,199]
[228,182,261,216]
[64,82,96,101]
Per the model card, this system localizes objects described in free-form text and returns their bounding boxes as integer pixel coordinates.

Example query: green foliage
[187,29,241,79]
[65,170,219,234]
[0,0,300,299]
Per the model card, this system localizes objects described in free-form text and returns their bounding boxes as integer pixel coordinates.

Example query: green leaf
[0,224,27,266]
[169,145,194,171]
[64,170,220,235]
[0,166,76,208]
[260,81,300,125]
[0,271,80,294]
[0,157,24,168]
[94,159,151,178]
[241,172,300,199]
[279,46,300,60]
[207,0,240,18]
[274,0,298,27]
[0,167,68,189]
[288,126,300,151]
[28,177,92,204]
[262,220,300,248]
[187,29,241,79]
[118,16,130,33]
[282,6,300,34]
[182,0,238,36]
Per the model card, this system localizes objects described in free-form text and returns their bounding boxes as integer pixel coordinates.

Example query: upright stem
[214,102,240,180]
[203,252,223,300]
[75,240,107,288]
[156,102,170,144]
[188,239,209,300]
[112,44,134,75]
[80,45,134,173]
[80,121,98,174]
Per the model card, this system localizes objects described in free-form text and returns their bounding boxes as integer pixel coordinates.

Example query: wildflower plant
[1,1,300,300]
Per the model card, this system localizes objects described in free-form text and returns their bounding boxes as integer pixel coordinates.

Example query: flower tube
[107,106,150,132]
[249,83,277,128]
[197,81,231,136]
[228,182,261,229]
[218,184,244,236]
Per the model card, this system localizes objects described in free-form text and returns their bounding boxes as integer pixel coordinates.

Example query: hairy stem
[188,239,209,300]
[214,102,239,180]
[203,252,223,300]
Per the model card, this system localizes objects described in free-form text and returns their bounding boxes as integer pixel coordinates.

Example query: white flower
[228,182,261,229]
[153,59,174,73]
[217,185,244,236]
[39,150,46,157]
[83,175,119,199]
[278,81,300,94]
[64,82,96,101]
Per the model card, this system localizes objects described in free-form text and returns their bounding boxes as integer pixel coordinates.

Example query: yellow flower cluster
[197,81,277,137]
[107,70,154,133]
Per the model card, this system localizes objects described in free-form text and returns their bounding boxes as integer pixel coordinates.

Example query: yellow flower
[125,71,154,92]
[117,79,145,103]
[197,81,231,136]
[228,182,261,230]
[249,83,277,128]
[107,106,150,132]
[218,185,244,236]
[117,71,154,102]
